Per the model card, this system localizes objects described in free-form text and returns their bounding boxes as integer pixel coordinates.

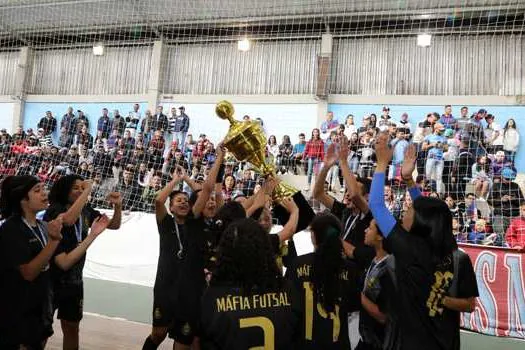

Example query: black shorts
[168,291,200,343]
[53,285,84,322]
[169,317,198,344]
[152,291,175,328]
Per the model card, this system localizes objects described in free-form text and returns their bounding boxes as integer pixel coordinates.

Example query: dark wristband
[216,164,225,184]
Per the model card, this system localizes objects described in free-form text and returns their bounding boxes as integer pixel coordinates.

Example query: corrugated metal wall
[161,40,319,94]
[331,35,525,96]
[28,45,153,95]
[0,51,18,95]
[3,35,523,96]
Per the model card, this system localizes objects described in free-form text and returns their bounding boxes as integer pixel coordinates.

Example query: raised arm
[155,166,184,223]
[193,144,225,217]
[338,137,368,213]
[369,133,396,237]
[54,215,110,271]
[400,143,422,201]
[312,143,336,209]
[106,192,122,229]
[61,180,93,226]
[276,198,299,242]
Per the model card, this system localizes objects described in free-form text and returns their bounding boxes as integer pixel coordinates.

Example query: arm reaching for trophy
[313,143,337,209]
[276,197,299,242]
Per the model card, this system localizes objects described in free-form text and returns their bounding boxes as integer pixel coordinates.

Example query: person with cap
[377,106,392,132]
[484,114,504,155]
[398,112,412,135]
[38,111,57,136]
[422,123,447,195]
[491,150,512,182]
[37,127,54,148]
[488,167,524,240]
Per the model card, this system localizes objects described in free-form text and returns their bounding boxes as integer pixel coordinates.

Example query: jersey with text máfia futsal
[200,283,299,350]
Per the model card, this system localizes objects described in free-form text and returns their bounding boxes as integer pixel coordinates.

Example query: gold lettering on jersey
[339,270,349,281]
[216,292,290,312]
[427,270,454,317]
[297,264,311,277]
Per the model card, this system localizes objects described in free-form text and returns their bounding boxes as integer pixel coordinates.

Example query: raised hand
[90,214,110,237]
[280,197,299,213]
[338,136,349,161]
[263,176,280,196]
[48,214,64,241]
[401,144,417,180]
[107,192,122,206]
[81,179,93,192]
[374,132,393,169]
[324,143,338,167]
[172,165,186,182]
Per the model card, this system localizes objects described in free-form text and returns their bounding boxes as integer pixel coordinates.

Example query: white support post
[12,47,33,131]
[147,40,166,113]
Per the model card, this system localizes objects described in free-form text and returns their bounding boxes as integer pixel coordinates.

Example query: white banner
[85,211,313,287]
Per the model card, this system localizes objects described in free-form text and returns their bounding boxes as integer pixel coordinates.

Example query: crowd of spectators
[0,103,523,248]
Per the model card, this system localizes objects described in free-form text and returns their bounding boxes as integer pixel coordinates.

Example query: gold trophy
[216,100,297,201]
[216,100,314,231]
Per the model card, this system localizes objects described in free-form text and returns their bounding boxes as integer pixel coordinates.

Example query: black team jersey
[154,214,185,300]
[285,253,360,349]
[200,283,298,350]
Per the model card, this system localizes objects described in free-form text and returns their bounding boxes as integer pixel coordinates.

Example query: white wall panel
[28,45,153,95]
[162,40,319,95]
[0,51,18,95]
[332,35,525,96]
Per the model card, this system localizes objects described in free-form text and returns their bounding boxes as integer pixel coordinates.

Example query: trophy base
[273,191,315,233]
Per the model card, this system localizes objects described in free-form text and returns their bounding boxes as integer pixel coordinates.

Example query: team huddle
[0,133,478,350]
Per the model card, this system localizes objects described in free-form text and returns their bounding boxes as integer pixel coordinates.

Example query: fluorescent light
[93,43,104,56]
[237,38,251,52]
[417,34,432,47]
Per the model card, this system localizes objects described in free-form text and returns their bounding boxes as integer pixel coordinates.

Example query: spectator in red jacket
[303,128,324,191]
[506,202,525,250]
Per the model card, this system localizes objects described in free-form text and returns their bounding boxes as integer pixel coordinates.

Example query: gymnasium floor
[45,278,524,349]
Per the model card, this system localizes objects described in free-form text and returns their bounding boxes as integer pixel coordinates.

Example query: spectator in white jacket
[503,118,519,164]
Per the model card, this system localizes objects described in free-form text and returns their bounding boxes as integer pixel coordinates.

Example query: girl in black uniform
[0,176,63,349]
[142,168,191,350]
[44,175,119,350]
[286,213,359,349]
[171,145,225,350]
[200,218,298,350]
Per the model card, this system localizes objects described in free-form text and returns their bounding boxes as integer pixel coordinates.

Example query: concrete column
[147,40,166,113]
[316,34,333,127]
[12,47,33,130]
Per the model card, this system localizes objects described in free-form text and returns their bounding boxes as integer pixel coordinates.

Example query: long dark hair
[212,218,281,292]
[49,174,84,206]
[504,118,517,136]
[411,197,457,264]
[0,175,40,218]
[212,201,246,244]
[310,213,344,313]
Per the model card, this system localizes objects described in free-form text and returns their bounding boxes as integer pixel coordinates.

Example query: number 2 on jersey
[303,282,341,342]
[239,316,275,350]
